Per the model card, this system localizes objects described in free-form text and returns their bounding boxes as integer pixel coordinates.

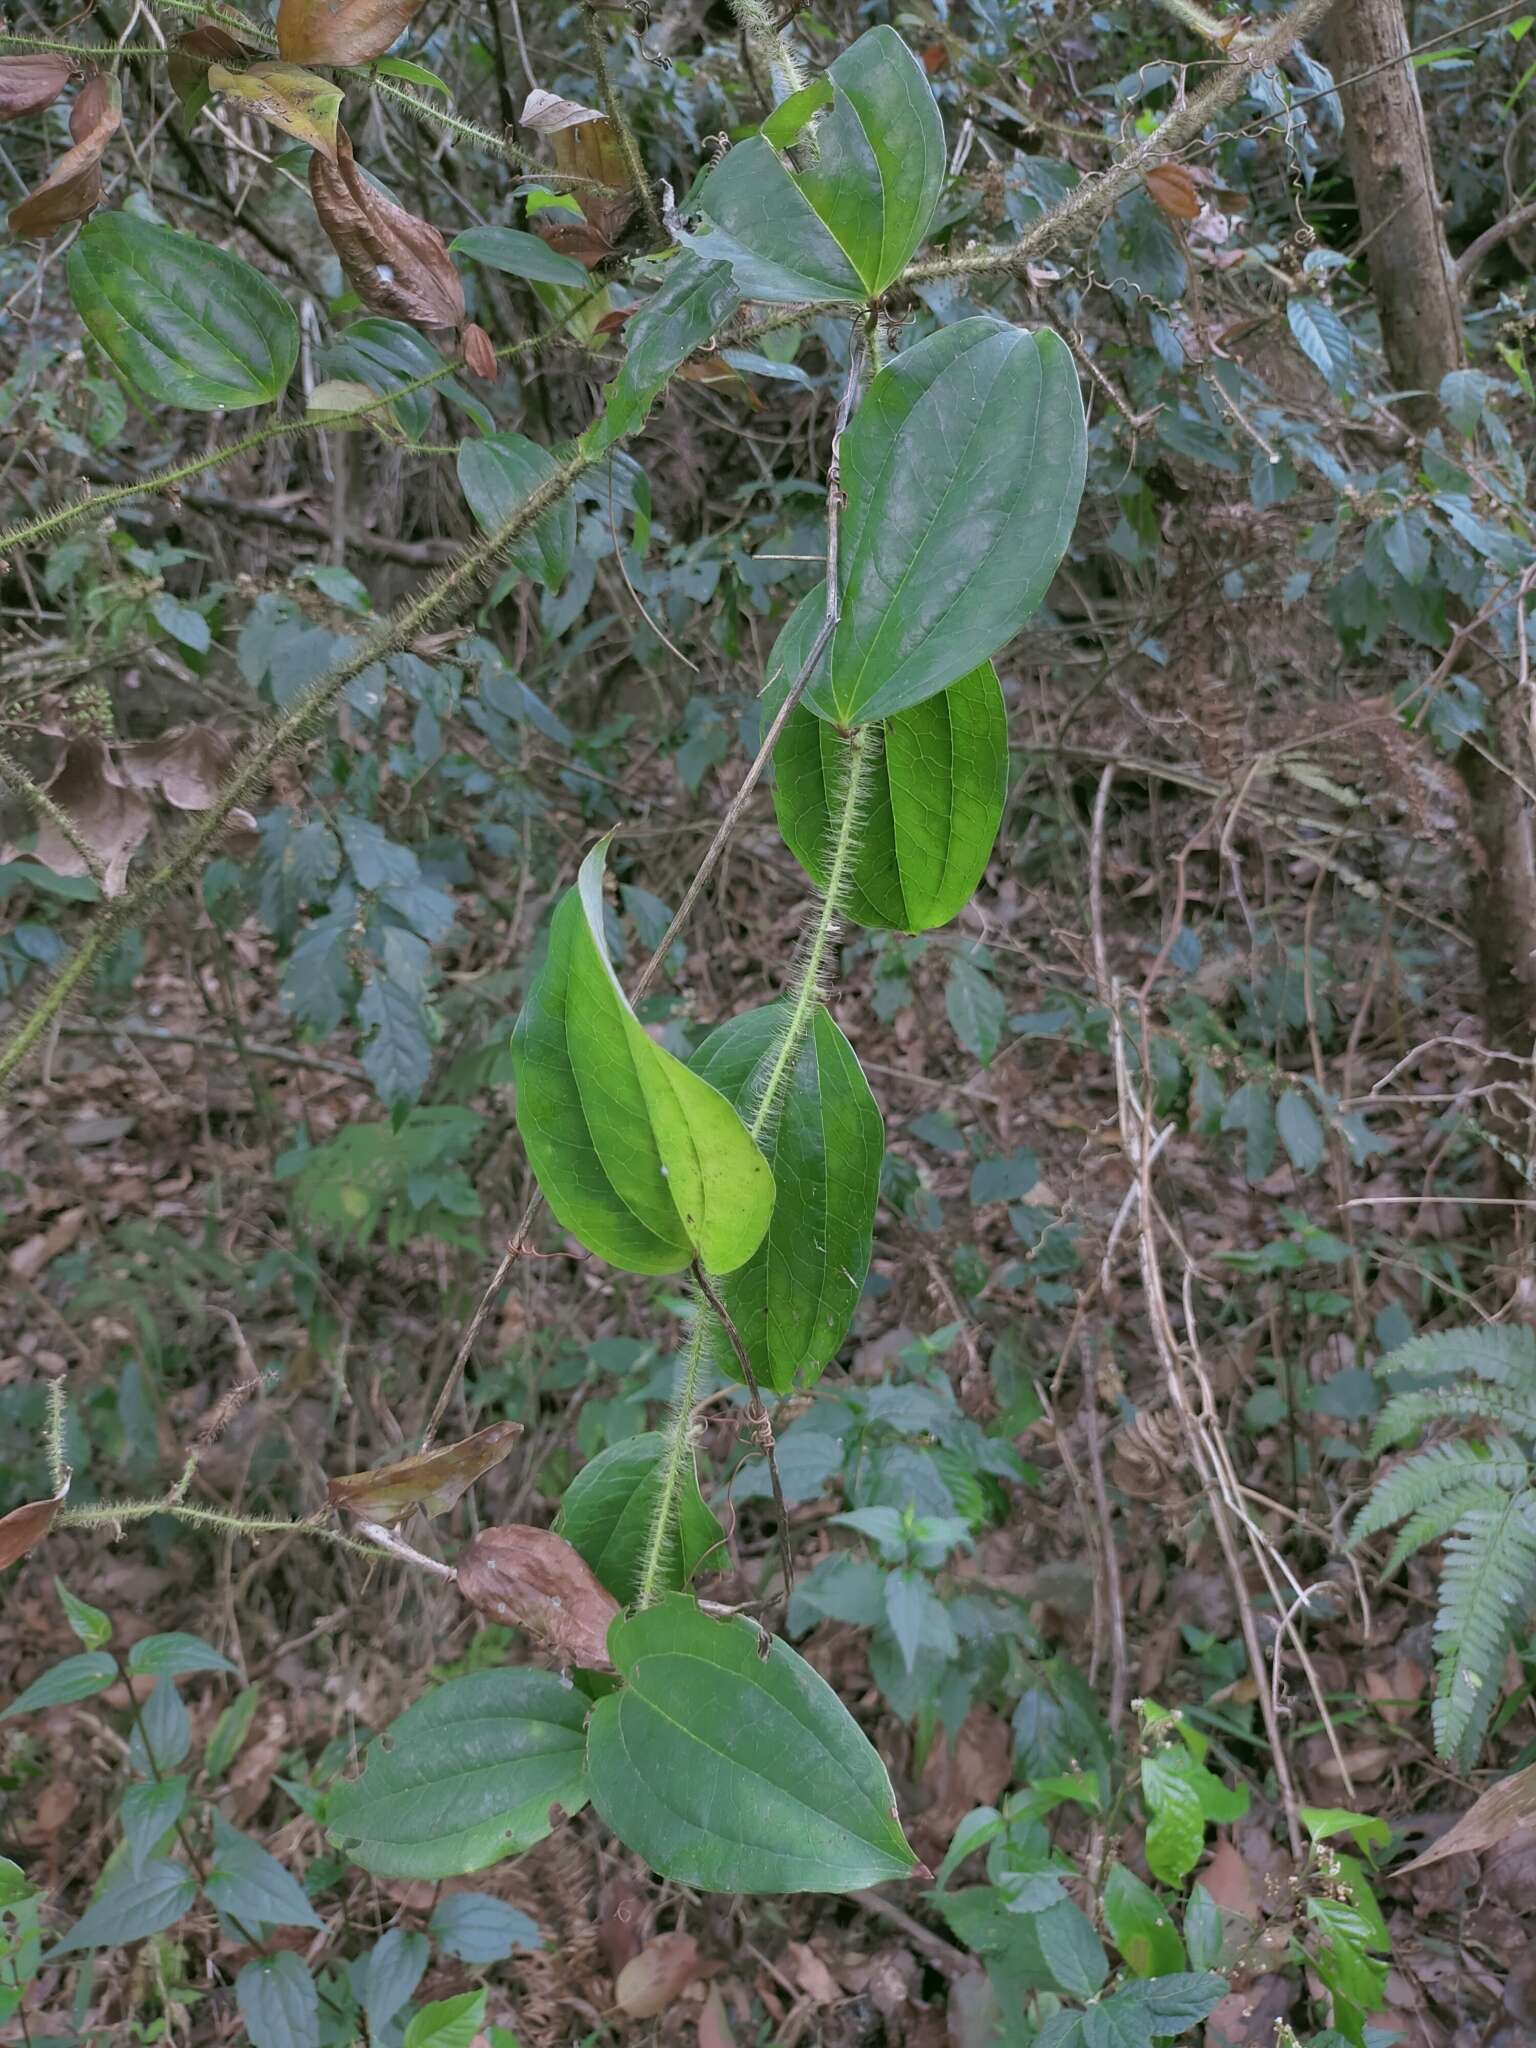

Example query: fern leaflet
[1432,1494,1536,1769]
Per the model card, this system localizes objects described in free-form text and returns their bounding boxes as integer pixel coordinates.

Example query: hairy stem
[726,0,806,104]
[582,6,665,244]
[636,1309,711,1606]
[58,1497,381,1560]
[45,1381,70,1496]
[693,1261,795,1606]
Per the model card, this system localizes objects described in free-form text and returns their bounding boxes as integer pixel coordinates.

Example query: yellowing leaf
[327,1420,524,1526]
[208,59,342,161]
[276,0,427,68]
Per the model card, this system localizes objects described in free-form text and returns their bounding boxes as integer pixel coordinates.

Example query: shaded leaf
[555,1431,723,1603]
[451,224,591,289]
[168,23,252,122]
[364,1927,428,2033]
[208,59,342,160]
[207,1813,323,1929]
[454,1523,620,1669]
[328,1420,524,1526]
[49,1861,196,1955]
[523,102,633,262]
[0,54,76,120]
[311,126,465,332]
[9,75,121,238]
[429,1892,541,1963]
[128,1632,235,1677]
[3,1650,115,1719]
[457,433,575,590]
[583,255,740,454]
[277,0,427,67]
[238,1953,320,2048]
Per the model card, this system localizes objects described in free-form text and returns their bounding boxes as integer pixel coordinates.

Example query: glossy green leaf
[325,1669,588,1878]
[586,1595,917,1893]
[583,255,740,455]
[768,617,1008,930]
[555,1431,723,1603]
[1101,1861,1186,1977]
[238,1953,320,2048]
[128,1631,236,1678]
[511,837,774,1276]
[49,1860,196,1956]
[450,224,589,289]
[373,55,451,94]
[54,1578,111,1651]
[809,318,1085,727]
[690,1002,883,1393]
[686,27,944,302]
[457,433,575,592]
[67,215,298,412]
[403,1992,486,2048]
[2,1651,116,1719]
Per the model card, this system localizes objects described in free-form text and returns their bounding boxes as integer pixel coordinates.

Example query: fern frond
[1382,1484,1511,1577]
[1432,1493,1536,1769]
[1374,1325,1536,1387]
[1351,1438,1528,1545]
[1371,1382,1536,1455]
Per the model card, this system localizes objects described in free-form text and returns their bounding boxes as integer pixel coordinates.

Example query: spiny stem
[0,745,105,884]
[636,1310,710,1606]
[693,1261,795,1608]
[45,1381,70,1496]
[58,1497,382,1560]
[583,6,665,245]
[0,30,159,56]
[725,0,805,104]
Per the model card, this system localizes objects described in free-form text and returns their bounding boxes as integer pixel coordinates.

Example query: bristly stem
[583,6,665,245]
[693,1261,795,1608]
[44,1381,70,1496]
[636,1310,711,1606]
[0,747,106,885]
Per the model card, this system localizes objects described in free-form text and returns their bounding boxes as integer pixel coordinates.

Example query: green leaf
[806,318,1084,727]
[687,27,944,301]
[457,433,575,592]
[1141,1754,1206,1887]
[585,1595,917,1893]
[357,971,432,1107]
[325,1669,589,1878]
[120,1777,187,1881]
[1276,1089,1325,1174]
[67,215,298,412]
[237,1952,320,2048]
[207,1815,323,1930]
[206,1685,263,1783]
[583,256,740,455]
[429,1892,542,1963]
[1221,1081,1276,1183]
[769,640,1008,931]
[49,1860,196,1956]
[1301,1806,1391,1856]
[364,1927,429,2033]
[403,1992,486,2048]
[373,54,451,93]
[149,591,211,654]
[689,1002,883,1393]
[54,1578,112,1651]
[946,953,1004,1066]
[555,1431,723,1603]
[128,1631,236,1679]
[883,1568,956,1674]
[2,1651,116,1719]
[129,1675,190,1774]
[1101,1862,1186,1977]
[450,223,589,288]
[1287,296,1354,389]
[511,837,774,1276]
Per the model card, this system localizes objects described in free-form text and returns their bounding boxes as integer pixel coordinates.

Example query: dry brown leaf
[208,59,342,161]
[614,1931,701,2018]
[1145,162,1201,221]
[117,725,234,811]
[0,1484,67,1572]
[169,23,252,120]
[327,1420,524,1527]
[0,54,76,120]
[3,736,151,895]
[596,1877,647,1977]
[697,1985,739,2048]
[276,0,428,68]
[454,1523,619,1670]
[784,1940,841,2006]
[461,321,497,381]
[520,88,604,132]
[1400,1763,1536,1872]
[521,97,633,266]
[10,1206,88,1283]
[310,126,465,331]
[9,74,122,238]
[1197,1837,1259,1920]
[677,355,762,409]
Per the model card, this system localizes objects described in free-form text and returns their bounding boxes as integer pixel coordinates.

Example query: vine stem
[635,1312,711,1606]
[56,1496,384,1560]
[582,6,665,245]
[692,1262,795,1607]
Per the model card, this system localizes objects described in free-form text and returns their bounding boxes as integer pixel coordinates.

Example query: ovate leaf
[690,1002,883,1393]
[67,214,298,411]
[583,256,740,455]
[206,1814,324,1930]
[555,1432,723,1603]
[48,1861,196,1956]
[0,1489,65,1573]
[325,1669,588,1877]
[238,1953,320,2048]
[207,60,341,159]
[810,319,1085,726]
[327,1420,524,1526]
[2,1651,116,1719]
[450,224,589,289]
[457,433,575,591]
[277,0,426,66]
[586,1595,917,1893]
[511,837,774,1275]
[769,631,1008,930]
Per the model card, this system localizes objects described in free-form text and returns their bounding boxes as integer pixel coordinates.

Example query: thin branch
[56,1018,364,1077]
[1456,200,1536,286]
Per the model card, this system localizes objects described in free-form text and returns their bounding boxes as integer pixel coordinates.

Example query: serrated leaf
[946,954,1004,1066]
[555,1432,722,1603]
[364,1927,429,2033]
[326,1669,589,1878]
[48,1861,196,1956]
[53,1578,110,1648]
[429,1892,542,1963]
[403,1992,486,2048]
[1101,1861,1185,1977]
[128,1632,236,1678]
[1287,296,1354,389]
[120,1777,188,1880]
[207,1814,323,1929]
[238,1952,320,2048]
[511,837,774,1276]
[1141,1753,1206,1885]
[67,215,298,411]
[689,1002,882,1393]
[583,256,740,456]
[358,970,432,1106]
[1276,1088,1325,1174]
[586,1595,917,1892]
[2,1651,116,1719]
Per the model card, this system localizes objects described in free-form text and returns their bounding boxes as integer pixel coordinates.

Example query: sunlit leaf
[208,60,342,161]
[555,1432,723,1603]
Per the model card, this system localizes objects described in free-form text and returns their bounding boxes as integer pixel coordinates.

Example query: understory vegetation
[2,0,1535,2042]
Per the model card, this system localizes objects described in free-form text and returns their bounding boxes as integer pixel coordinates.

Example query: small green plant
[1351,1321,1536,1767]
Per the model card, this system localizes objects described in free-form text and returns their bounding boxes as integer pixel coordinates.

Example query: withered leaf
[1145,163,1201,222]
[615,1932,703,2019]
[1400,1763,1536,1871]
[455,1524,620,1670]
[276,0,429,69]
[0,1485,67,1574]
[519,88,604,133]
[1,736,151,896]
[116,724,234,812]
[460,321,497,381]
[0,54,77,121]
[168,23,252,121]
[520,92,633,266]
[328,1420,524,1526]
[208,59,342,161]
[310,126,464,332]
[8,74,122,239]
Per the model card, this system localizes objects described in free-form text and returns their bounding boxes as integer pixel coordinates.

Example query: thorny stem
[582,5,665,244]
[0,747,106,885]
[635,1312,711,1606]
[44,1381,69,1496]
[693,1262,796,1609]
[57,1497,384,1561]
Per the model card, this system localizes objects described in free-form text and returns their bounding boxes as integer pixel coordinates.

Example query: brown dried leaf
[1197,1836,1259,1920]
[8,74,122,239]
[328,1420,524,1527]
[454,1523,620,1670]
[1400,1762,1536,1872]
[785,1941,842,2006]
[614,1932,701,2018]
[0,1484,67,1573]
[10,1206,88,1283]
[677,355,762,409]
[1,736,151,895]
[520,88,604,132]
[169,24,253,120]
[310,126,464,331]
[0,54,76,120]
[276,0,428,68]
[1145,162,1201,221]
[208,60,342,161]
[461,321,497,380]
[697,1986,739,2048]
[521,97,633,265]
[116,724,234,811]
